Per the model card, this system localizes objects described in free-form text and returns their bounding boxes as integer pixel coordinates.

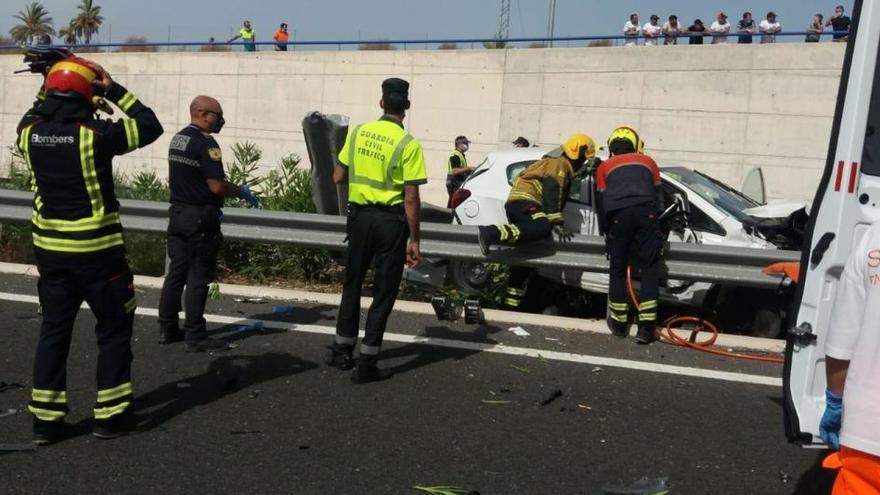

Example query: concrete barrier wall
[0,43,845,205]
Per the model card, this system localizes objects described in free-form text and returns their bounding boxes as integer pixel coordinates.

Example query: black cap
[650,14,659,20]
[767,11,777,17]
[455,135,471,144]
[382,78,409,98]
[512,136,530,147]
[694,18,703,24]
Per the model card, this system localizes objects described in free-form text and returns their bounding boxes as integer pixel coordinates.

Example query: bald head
[190,95,224,133]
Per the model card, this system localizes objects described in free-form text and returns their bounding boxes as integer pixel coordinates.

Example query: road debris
[539,389,564,406]
[481,400,511,405]
[577,404,592,411]
[778,470,792,484]
[602,477,670,495]
[0,444,37,454]
[272,305,295,315]
[237,321,265,333]
[413,485,480,495]
[508,326,530,337]
[176,382,192,389]
[591,367,604,373]
[0,409,17,419]
[234,297,266,304]
[248,390,261,399]
[509,365,531,374]
[0,382,24,393]
[208,282,221,301]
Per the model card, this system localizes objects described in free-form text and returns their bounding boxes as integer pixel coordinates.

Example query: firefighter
[595,127,663,344]
[477,134,596,309]
[446,135,474,207]
[325,78,427,383]
[17,56,163,443]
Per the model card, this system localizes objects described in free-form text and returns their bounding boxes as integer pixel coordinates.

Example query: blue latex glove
[819,389,843,450]
[238,183,260,209]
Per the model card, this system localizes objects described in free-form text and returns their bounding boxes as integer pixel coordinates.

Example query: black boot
[325,343,355,370]
[158,325,183,345]
[33,418,64,446]
[635,324,657,345]
[351,355,392,384]
[607,317,629,338]
[93,410,138,440]
[477,226,495,256]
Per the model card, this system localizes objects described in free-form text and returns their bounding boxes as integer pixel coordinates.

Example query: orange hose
[625,267,784,364]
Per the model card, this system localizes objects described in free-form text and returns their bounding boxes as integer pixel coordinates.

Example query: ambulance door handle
[810,233,836,266]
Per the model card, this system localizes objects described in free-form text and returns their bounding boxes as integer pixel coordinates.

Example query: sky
[0,0,857,45]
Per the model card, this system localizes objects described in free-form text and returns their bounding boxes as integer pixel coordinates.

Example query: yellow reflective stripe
[19,126,44,211]
[97,382,133,403]
[49,61,97,81]
[32,232,124,253]
[531,212,548,220]
[32,389,67,403]
[509,192,538,202]
[497,225,509,241]
[79,127,104,216]
[639,313,657,321]
[534,182,543,194]
[94,401,131,420]
[504,298,521,307]
[32,211,121,232]
[123,119,139,152]
[609,312,628,322]
[506,288,525,296]
[124,297,137,314]
[546,213,563,221]
[28,405,66,421]
[640,300,658,310]
[118,92,138,112]
[509,225,521,241]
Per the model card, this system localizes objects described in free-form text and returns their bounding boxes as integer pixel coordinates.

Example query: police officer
[17,56,163,443]
[157,95,260,352]
[477,134,596,309]
[325,78,427,383]
[595,127,663,344]
[446,135,474,207]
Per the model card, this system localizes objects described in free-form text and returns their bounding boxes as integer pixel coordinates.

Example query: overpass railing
[0,189,799,289]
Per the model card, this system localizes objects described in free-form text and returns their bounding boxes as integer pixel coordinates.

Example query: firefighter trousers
[335,205,408,359]
[30,253,136,423]
[606,202,663,328]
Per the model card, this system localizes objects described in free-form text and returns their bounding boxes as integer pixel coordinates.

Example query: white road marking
[0,291,781,387]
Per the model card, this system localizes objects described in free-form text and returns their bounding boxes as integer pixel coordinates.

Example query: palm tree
[9,2,55,44]
[58,22,77,44]
[72,0,102,44]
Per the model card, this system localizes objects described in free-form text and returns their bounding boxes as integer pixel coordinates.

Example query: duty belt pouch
[344,203,360,243]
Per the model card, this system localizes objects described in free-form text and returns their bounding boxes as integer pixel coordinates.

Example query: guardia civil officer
[17,56,163,443]
[595,127,663,345]
[157,96,260,352]
[325,78,427,383]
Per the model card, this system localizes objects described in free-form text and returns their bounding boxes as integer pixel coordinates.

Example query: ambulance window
[860,43,880,176]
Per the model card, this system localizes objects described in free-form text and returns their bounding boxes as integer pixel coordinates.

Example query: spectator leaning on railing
[643,15,662,46]
[687,18,707,45]
[826,5,851,41]
[806,14,824,43]
[624,14,641,46]
[710,12,731,44]
[662,15,682,45]
[759,12,782,44]
[737,12,757,44]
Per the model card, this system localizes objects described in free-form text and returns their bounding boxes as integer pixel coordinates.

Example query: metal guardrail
[0,31,851,52]
[0,189,799,289]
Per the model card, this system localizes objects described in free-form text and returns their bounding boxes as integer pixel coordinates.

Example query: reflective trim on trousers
[360,344,380,356]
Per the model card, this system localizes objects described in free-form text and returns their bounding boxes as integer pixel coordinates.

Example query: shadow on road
[205,304,338,344]
[791,451,836,494]
[134,352,317,430]
[381,324,502,375]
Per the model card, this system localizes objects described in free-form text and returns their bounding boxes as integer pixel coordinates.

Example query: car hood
[743,199,812,219]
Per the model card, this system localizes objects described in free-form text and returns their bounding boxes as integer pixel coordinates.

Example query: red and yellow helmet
[44,56,98,101]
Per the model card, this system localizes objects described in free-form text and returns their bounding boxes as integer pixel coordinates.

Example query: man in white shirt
[662,15,682,45]
[709,12,731,44]
[820,221,880,492]
[759,12,782,44]
[623,14,641,46]
[642,15,661,46]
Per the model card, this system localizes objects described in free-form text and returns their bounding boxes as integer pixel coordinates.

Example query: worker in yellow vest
[229,20,256,52]
[446,135,474,207]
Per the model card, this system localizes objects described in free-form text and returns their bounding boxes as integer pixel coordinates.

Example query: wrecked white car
[405,147,809,337]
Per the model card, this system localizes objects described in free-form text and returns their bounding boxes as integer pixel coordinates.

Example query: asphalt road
[0,273,834,494]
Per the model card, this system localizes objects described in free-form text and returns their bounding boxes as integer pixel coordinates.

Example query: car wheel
[447,260,490,294]
[749,307,784,339]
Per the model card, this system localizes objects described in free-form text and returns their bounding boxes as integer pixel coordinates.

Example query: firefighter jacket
[507,156,574,224]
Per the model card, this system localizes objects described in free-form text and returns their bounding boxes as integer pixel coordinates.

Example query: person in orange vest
[273,23,289,51]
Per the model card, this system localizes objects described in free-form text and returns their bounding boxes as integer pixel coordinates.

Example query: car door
[785,0,880,446]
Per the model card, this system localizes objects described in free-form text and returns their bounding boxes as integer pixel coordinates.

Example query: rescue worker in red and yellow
[16,56,163,444]
[595,127,663,345]
[477,134,596,309]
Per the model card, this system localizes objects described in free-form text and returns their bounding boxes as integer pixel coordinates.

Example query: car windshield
[662,166,760,221]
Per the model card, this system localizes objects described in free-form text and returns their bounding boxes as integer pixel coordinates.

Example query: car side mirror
[674,193,691,215]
